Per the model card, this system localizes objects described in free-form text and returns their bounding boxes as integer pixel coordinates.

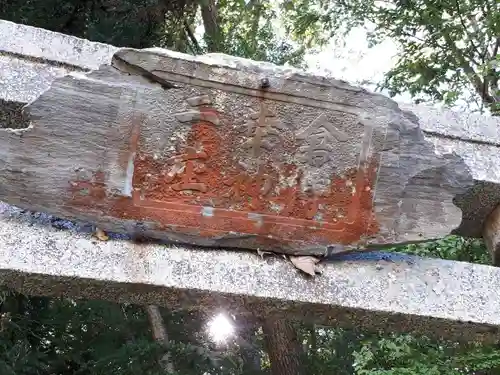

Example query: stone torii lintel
[2,202,500,344]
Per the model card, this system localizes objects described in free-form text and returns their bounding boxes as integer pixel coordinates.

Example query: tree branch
[201,0,222,52]
[146,305,175,374]
[493,37,500,57]
[184,19,202,55]
[308,324,317,361]
[249,0,262,55]
[442,33,495,105]
[452,0,483,60]
[489,37,500,92]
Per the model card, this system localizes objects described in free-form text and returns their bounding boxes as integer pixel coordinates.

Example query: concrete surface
[1,202,500,343]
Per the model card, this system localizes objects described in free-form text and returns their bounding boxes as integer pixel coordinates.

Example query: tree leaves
[281,0,500,114]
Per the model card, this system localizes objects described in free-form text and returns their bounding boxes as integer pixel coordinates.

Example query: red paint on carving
[66,102,380,249]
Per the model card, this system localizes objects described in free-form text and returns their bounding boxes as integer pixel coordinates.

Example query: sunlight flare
[207,313,235,344]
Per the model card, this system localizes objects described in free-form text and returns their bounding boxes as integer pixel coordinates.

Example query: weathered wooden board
[0,48,474,255]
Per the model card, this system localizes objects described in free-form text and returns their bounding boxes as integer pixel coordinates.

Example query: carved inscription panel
[68,87,384,250]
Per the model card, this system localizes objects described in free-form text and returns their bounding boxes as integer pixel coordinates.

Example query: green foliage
[0,0,309,67]
[349,333,500,375]
[282,0,500,114]
[0,291,245,375]
[0,292,162,374]
[213,0,308,66]
[0,0,195,49]
[298,323,500,375]
[395,235,489,264]
[300,326,500,375]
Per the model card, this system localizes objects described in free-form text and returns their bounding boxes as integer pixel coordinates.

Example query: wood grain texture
[483,204,500,265]
[0,48,476,255]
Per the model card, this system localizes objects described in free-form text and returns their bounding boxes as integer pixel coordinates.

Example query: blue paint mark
[325,250,417,265]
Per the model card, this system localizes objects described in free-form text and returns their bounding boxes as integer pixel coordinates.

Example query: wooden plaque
[0,48,474,254]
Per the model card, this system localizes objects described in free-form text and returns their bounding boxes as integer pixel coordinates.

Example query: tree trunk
[200,0,222,52]
[262,318,304,375]
[146,305,175,374]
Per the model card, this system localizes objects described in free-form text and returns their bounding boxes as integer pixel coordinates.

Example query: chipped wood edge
[483,204,500,266]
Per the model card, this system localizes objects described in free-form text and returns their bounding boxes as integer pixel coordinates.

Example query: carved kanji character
[303,189,327,220]
[223,168,275,203]
[173,95,220,127]
[296,113,348,167]
[166,146,208,192]
[242,103,287,157]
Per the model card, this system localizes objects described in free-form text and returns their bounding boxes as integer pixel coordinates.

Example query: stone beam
[2,202,500,344]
